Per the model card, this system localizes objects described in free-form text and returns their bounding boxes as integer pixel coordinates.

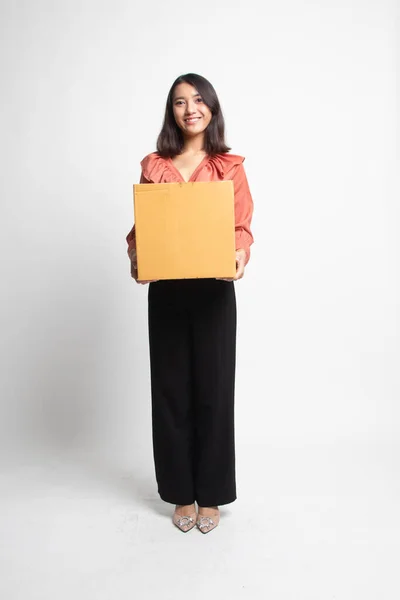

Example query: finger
[234,265,245,281]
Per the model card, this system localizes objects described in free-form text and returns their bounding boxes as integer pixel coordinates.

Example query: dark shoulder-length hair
[156,73,231,157]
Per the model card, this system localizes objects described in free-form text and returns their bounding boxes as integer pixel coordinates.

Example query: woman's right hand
[129,248,158,285]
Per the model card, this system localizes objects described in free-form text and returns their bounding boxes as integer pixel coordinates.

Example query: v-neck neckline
[168,154,209,183]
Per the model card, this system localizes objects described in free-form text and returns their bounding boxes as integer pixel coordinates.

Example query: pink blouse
[126,152,254,265]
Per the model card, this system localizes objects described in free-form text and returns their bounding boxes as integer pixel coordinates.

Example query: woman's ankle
[198,505,219,514]
[175,504,196,514]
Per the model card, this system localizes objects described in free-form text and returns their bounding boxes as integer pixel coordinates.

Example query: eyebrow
[173,93,201,101]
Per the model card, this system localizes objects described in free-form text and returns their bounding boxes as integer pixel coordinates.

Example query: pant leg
[148,281,195,505]
[189,279,237,506]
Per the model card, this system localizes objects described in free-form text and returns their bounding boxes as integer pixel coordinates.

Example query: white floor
[1,439,399,600]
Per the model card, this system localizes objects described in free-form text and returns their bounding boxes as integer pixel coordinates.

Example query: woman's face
[172,82,212,138]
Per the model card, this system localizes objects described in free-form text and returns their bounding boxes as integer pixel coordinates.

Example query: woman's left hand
[216,249,246,282]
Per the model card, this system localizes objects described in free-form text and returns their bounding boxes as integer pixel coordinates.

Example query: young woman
[126,73,254,534]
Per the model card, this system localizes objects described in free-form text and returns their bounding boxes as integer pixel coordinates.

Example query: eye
[195,97,203,103]
[175,100,184,106]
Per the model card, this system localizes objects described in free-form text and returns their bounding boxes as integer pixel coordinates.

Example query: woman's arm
[232,163,254,266]
[126,171,151,260]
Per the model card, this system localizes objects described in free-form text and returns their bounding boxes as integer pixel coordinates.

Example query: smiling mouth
[185,117,201,124]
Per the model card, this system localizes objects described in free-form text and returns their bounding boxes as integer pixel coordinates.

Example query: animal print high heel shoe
[173,505,197,533]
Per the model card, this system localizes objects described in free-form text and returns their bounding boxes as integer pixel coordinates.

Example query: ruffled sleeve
[214,154,254,265]
[125,169,151,258]
[232,161,254,265]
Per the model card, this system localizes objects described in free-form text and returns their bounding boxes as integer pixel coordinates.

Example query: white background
[0,1,399,598]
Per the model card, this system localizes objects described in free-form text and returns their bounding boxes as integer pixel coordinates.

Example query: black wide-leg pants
[148,278,237,507]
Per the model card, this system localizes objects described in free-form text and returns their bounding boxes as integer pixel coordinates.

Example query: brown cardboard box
[133,180,236,281]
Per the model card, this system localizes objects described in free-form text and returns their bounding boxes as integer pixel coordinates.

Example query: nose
[185,100,197,114]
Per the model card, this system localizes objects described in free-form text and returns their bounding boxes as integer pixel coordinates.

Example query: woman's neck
[181,134,206,155]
